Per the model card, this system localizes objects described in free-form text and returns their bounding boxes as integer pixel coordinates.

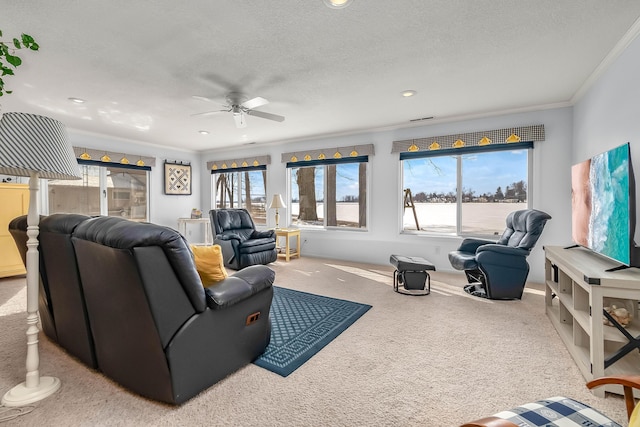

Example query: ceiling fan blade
[241,96,269,110]
[246,109,285,122]
[190,109,226,117]
[192,95,219,103]
[233,113,247,128]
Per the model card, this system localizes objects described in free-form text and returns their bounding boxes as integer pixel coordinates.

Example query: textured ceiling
[2,1,640,152]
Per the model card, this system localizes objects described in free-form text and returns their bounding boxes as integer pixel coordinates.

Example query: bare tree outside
[296,167,318,221]
[358,162,366,227]
[244,171,252,212]
[215,173,234,208]
[327,165,336,225]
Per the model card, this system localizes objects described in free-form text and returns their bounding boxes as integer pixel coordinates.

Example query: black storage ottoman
[389,255,436,296]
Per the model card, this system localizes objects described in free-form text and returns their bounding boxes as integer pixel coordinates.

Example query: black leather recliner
[209,208,277,270]
[448,209,551,300]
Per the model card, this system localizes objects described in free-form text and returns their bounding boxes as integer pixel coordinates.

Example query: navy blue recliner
[448,209,551,300]
[209,208,277,270]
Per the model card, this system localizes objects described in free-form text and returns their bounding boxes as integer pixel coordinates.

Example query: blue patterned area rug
[253,286,372,377]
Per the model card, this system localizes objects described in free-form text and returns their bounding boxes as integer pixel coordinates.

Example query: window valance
[207,155,271,172]
[391,125,545,154]
[73,147,156,169]
[281,144,375,163]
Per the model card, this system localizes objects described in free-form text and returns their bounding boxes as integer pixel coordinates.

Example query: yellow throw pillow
[190,244,228,287]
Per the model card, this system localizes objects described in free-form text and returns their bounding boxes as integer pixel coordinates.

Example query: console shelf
[544,245,640,397]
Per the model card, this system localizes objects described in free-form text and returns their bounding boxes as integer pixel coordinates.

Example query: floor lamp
[269,194,285,229]
[0,112,81,406]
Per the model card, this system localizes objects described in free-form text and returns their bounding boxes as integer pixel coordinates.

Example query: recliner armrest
[205,265,275,309]
[458,238,495,253]
[251,229,276,239]
[476,244,530,258]
[217,233,243,242]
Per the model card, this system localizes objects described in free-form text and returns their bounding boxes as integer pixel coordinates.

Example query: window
[402,145,531,236]
[106,166,148,220]
[211,168,267,225]
[47,163,149,221]
[289,159,368,229]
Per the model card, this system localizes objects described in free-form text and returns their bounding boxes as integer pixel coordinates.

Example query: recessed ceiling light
[323,0,354,9]
[198,130,209,135]
[402,90,417,97]
[68,97,86,104]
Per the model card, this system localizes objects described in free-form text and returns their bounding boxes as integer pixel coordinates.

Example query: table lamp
[269,194,285,229]
[0,112,81,406]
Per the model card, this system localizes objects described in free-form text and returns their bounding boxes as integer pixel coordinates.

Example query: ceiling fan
[191,92,285,128]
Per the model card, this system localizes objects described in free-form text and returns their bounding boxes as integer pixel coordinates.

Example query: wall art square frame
[164,162,192,195]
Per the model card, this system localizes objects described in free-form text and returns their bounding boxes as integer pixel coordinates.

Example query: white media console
[544,245,640,397]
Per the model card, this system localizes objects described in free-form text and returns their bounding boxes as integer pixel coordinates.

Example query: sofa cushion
[190,244,228,287]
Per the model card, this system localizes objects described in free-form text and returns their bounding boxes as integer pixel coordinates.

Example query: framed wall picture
[164,162,192,195]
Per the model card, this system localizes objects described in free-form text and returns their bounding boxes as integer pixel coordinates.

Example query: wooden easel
[404,188,420,230]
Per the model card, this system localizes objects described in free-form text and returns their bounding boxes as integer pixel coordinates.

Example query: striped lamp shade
[0,112,81,180]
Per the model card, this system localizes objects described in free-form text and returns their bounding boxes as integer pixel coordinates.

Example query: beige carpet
[0,257,628,426]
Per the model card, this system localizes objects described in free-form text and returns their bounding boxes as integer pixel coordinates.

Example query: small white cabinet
[544,245,640,397]
[177,218,212,246]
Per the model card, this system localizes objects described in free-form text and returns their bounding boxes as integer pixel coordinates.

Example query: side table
[275,228,301,261]
[177,218,212,245]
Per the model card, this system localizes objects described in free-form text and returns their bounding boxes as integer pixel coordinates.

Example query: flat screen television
[571,142,637,269]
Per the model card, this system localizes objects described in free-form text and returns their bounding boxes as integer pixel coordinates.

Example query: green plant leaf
[13,38,21,49]
[5,54,21,67]
[21,34,35,45]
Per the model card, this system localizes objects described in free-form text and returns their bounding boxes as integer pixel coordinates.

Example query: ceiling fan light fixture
[323,0,353,9]
[193,92,285,128]
[402,90,417,97]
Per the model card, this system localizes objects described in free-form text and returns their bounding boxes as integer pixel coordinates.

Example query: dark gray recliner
[209,208,277,270]
[448,209,551,300]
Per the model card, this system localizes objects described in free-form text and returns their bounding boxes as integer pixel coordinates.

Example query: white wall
[18,33,638,285]
[202,107,573,283]
[12,29,636,287]
[573,33,640,247]
[63,32,640,283]
[49,105,579,286]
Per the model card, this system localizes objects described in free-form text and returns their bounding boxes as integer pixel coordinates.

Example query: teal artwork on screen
[589,143,630,265]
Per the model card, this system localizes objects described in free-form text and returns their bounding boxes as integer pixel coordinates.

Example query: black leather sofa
[9,214,275,404]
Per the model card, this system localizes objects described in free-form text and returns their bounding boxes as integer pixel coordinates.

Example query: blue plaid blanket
[493,396,621,427]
